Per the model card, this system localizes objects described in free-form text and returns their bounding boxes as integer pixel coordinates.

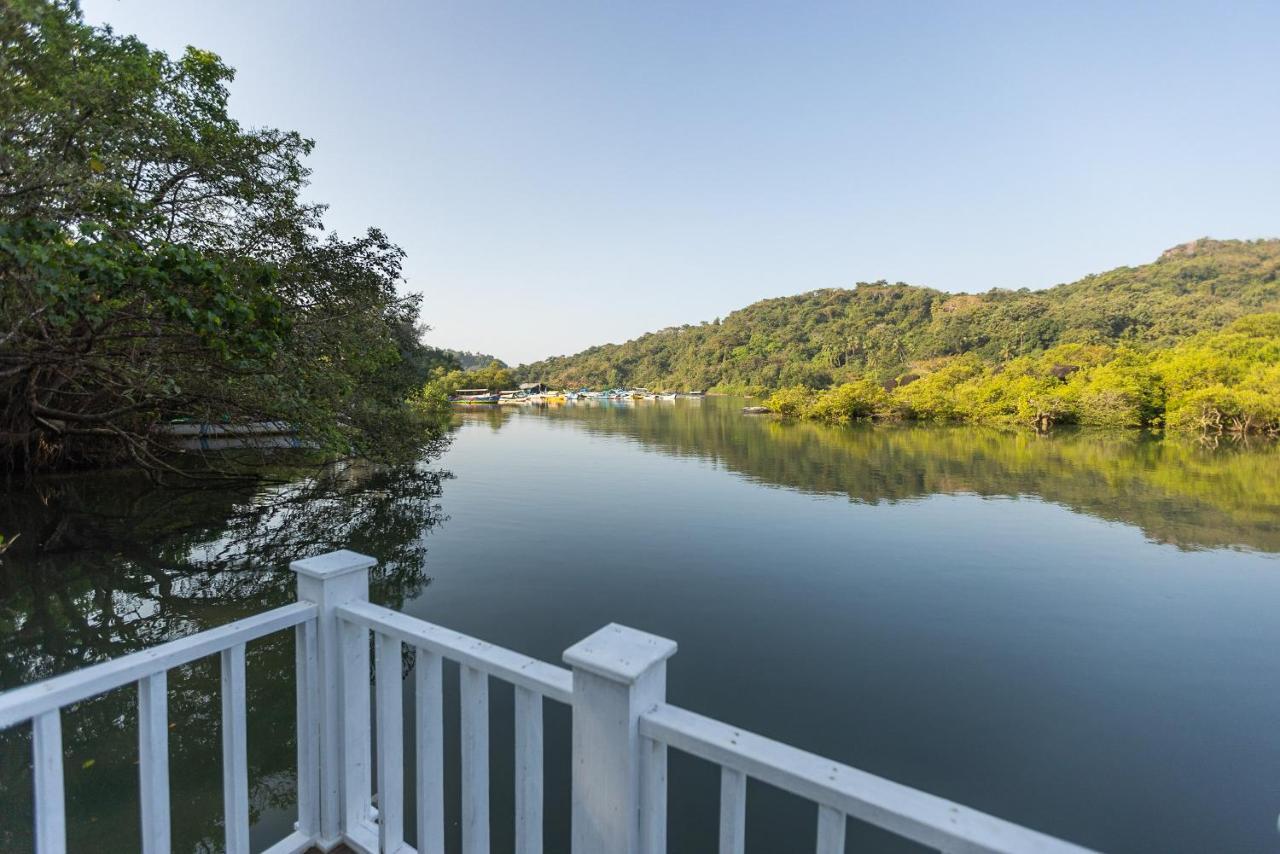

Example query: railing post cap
[563,623,677,684]
[290,549,376,579]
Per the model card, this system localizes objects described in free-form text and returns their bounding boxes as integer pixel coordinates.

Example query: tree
[0,1,447,477]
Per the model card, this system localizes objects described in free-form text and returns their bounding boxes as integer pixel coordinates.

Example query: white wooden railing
[1,550,1098,854]
[0,599,320,854]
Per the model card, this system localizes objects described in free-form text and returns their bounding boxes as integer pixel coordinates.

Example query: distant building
[520,382,548,393]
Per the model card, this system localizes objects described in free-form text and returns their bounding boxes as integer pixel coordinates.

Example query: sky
[82,1,1280,365]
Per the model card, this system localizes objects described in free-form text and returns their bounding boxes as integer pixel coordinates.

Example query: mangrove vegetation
[764,314,1280,435]
[0,0,453,479]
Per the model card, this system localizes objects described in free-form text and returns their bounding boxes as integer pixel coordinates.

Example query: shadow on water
[0,460,449,852]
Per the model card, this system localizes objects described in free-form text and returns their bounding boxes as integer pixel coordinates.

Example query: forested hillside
[518,239,1280,392]
[440,350,507,371]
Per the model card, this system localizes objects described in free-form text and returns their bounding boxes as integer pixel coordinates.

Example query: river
[3,397,1279,852]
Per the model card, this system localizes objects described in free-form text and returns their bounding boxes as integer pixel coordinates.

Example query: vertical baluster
[32,710,66,854]
[340,619,372,833]
[220,645,249,854]
[375,633,405,851]
[415,647,444,854]
[514,686,542,854]
[815,805,846,854]
[460,665,490,854]
[295,620,321,838]
[138,672,171,854]
[718,767,746,854]
[639,736,668,854]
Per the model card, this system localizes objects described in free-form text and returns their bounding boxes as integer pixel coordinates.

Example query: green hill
[518,238,1280,392]
[441,349,508,371]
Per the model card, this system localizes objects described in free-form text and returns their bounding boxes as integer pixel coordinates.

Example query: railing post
[564,623,677,854]
[292,549,375,850]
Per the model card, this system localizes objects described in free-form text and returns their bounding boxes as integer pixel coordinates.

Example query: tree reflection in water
[469,400,1280,554]
[0,460,449,852]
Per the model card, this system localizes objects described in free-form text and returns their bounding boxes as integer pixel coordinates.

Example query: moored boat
[451,388,500,404]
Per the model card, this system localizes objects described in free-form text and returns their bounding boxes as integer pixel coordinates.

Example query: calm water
[3,398,1280,852]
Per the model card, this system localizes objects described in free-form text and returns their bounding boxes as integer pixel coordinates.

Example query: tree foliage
[0,0,446,477]
[439,349,506,371]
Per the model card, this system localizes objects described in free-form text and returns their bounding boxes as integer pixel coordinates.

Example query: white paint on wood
[719,766,746,854]
[295,620,321,838]
[340,617,373,834]
[257,828,317,854]
[415,647,444,854]
[639,737,667,854]
[815,805,845,854]
[220,644,250,854]
[563,623,677,683]
[639,704,1098,854]
[337,601,572,704]
[138,672,171,854]
[460,665,491,854]
[0,603,316,730]
[32,710,65,854]
[293,551,373,847]
[565,624,674,854]
[342,819,381,854]
[375,632,405,852]
[514,686,543,854]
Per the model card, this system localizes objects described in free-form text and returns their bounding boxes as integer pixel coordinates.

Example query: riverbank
[760,314,1280,438]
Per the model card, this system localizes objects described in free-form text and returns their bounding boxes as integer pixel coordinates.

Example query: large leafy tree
[0,0,444,477]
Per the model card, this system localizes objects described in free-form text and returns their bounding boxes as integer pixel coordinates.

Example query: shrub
[1068,349,1162,428]
[764,385,813,417]
[1165,386,1280,435]
[891,355,987,420]
[807,380,890,423]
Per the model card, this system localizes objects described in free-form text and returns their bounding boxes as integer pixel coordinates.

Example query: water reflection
[0,461,448,852]
[462,399,1280,553]
[3,399,1279,853]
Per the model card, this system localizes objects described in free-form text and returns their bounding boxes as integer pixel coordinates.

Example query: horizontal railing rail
[337,600,574,703]
[639,702,1096,854]
[0,602,317,729]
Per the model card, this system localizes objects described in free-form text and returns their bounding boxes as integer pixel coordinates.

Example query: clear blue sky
[83,1,1280,364]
